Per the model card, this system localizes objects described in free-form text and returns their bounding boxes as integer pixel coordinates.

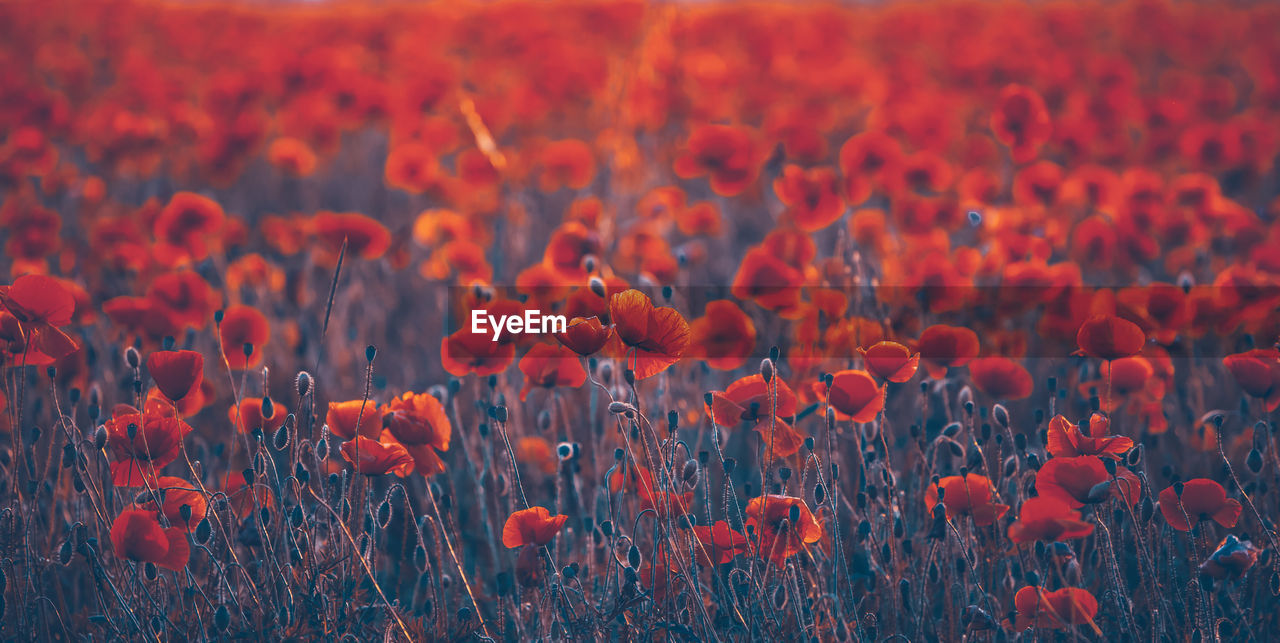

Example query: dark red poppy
[440,328,516,377]
[145,271,218,332]
[1199,535,1260,580]
[518,342,587,401]
[385,391,451,477]
[707,374,798,426]
[502,506,568,548]
[1223,349,1280,411]
[967,357,1033,400]
[153,192,225,262]
[538,138,595,192]
[691,520,749,565]
[730,248,804,313]
[744,495,824,568]
[110,506,190,571]
[1008,587,1100,635]
[990,84,1052,164]
[1075,314,1145,361]
[1034,456,1141,509]
[838,131,901,205]
[673,124,761,197]
[687,300,756,371]
[146,350,204,402]
[0,274,78,361]
[104,410,193,487]
[218,305,269,370]
[925,474,1009,527]
[554,316,612,356]
[312,211,391,262]
[826,369,884,422]
[607,289,690,379]
[915,324,980,379]
[1007,497,1094,543]
[1157,479,1242,531]
[774,164,844,232]
[142,476,208,532]
[229,397,285,434]
[341,433,414,476]
[858,341,919,383]
[1045,414,1134,460]
[325,399,382,441]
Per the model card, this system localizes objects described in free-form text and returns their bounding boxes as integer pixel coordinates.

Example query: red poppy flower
[968,357,1033,400]
[341,433,414,477]
[1223,349,1280,411]
[110,506,190,571]
[544,221,602,280]
[325,399,382,441]
[707,374,798,426]
[384,142,441,194]
[1045,414,1134,460]
[104,411,193,487]
[518,343,587,401]
[1009,587,1100,635]
[267,137,317,176]
[691,520,749,565]
[744,495,824,568]
[915,324,980,379]
[1007,497,1094,543]
[153,192,225,262]
[382,391,451,476]
[858,341,919,383]
[312,211,391,262]
[838,131,901,205]
[538,138,595,192]
[925,474,1009,527]
[145,271,218,332]
[730,248,804,313]
[0,274,79,361]
[502,506,568,548]
[146,350,204,402]
[142,476,208,532]
[218,305,269,370]
[1034,456,1141,509]
[774,165,844,232]
[826,370,885,423]
[223,471,274,520]
[754,419,808,462]
[554,316,613,356]
[1075,314,1145,361]
[440,327,517,378]
[1199,535,1260,580]
[687,300,756,371]
[673,124,761,197]
[229,397,285,434]
[607,289,690,379]
[990,85,1052,164]
[1157,479,1242,532]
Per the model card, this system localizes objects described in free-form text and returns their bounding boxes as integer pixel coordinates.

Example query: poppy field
[4,0,1280,640]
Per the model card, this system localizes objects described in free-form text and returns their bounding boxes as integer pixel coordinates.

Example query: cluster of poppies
[3,0,1280,639]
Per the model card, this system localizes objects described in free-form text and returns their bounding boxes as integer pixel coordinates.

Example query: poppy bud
[1102,458,1117,475]
[296,371,312,397]
[1086,480,1112,503]
[214,604,230,631]
[992,404,1009,429]
[493,405,508,423]
[537,410,552,431]
[627,545,641,569]
[760,358,774,383]
[779,467,791,481]
[942,422,961,437]
[589,277,606,299]
[377,500,392,528]
[608,401,634,415]
[623,368,635,386]
[242,342,254,359]
[667,410,678,432]
[365,345,377,362]
[125,346,140,369]
[682,459,698,482]
[1247,449,1264,474]
[814,484,826,505]
[723,458,737,474]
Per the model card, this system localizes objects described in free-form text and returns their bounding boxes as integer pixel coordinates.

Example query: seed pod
[627,545,641,569]
[1248,449,1264,474]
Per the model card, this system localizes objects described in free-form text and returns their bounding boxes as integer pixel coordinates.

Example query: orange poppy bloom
[673,124,761,197]
[266,137,317,176]
[1045,414,1134,460]
[110,506,190,571]
[518,343,587,401]
[538,138,595,192]
[104,410,193,487]
[706,374,798,426]
[1076,314,1146,361]
[1157,479,1242,531]
[991,85,1052,164]
[774,165,844,232]
[554,316,613,356]
[384,391,451,477]
[440,328,516,378]
[826,370,885,423]
[218,305,269,370]
[858,341,919,383]
[502,506,568,548]
[730,248,804,313]
[0,274,79,362]
[1034,456,1141,509]
[744,495,824,569]
[607,289,689,379]
[687,300,756,371]
[146,350,204,402]
[384,142,441,194]
[1007,497,1094,543]
[341,433,414,477]
[325,399,382,441]
[914,324,980,379]
[838,131,901,206]
[1223,349,1280,411]
[515,437,557,474]
[691,520,749,565]
[967,357,1033,400]
[229,397,285,434]
[925,474,1009,527]
[312,211,391,262]
[1009,587,1100,635]
[676,201,722,236]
